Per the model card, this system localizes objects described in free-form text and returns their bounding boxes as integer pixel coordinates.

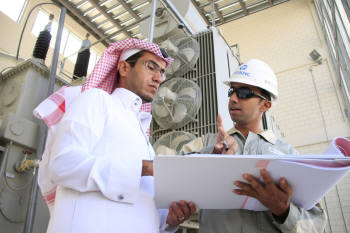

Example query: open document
[154,137,350,211]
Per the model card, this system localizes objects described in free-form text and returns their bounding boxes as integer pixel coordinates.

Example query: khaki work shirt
[181,127,327,233]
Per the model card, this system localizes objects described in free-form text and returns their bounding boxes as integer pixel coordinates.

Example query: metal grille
[151,30,219,143]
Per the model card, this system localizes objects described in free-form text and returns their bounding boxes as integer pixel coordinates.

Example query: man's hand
[142,160,153,176]
[233,169,292,221]
[166,201,196,226]
[213,114,237,154]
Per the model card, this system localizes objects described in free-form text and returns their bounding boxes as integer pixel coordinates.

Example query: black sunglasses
[228,87,267,100]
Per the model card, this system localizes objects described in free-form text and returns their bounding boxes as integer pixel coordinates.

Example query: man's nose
[229,92,239,103]
[153,72,163,84]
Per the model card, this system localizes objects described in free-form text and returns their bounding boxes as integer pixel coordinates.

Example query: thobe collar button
[132,98,142,113]
[117,194,124,200]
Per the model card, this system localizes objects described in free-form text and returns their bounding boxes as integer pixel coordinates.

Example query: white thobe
[46,88,173,233]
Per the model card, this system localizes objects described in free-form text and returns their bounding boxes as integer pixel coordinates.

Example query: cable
[16,2,59,60]
[309,64,329,142]
[230,44,241,65]
[216,28,241,65]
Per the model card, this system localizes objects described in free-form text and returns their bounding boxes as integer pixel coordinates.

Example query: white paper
[153,137,350,210]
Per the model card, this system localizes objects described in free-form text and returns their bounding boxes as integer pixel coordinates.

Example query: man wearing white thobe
[44,39,195,233]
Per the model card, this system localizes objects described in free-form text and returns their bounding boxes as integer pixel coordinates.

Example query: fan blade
[180,47,195,62]
[172,103,187,123]
[178,87,196,98]
[161,40,179,56]
[154,104,170,118]
[158,87,177,102]
[155,145,177,155]
[170,135,191,150]
[167,59,181,75]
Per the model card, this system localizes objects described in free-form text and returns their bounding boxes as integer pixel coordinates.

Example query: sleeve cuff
[161,224,178,233]
[158,209,179,233]
[272,202,300,232]
[91,157,142,204]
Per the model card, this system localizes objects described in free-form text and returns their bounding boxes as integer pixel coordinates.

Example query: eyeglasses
[142,60,166,79]
[228,86,267,100]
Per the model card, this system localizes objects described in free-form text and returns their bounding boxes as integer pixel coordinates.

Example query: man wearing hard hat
[181,59,326,233]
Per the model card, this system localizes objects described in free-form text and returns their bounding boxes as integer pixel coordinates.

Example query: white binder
[154,137,350,210]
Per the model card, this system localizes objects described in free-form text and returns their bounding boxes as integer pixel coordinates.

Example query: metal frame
[314,0,350,119]
[314,2,350,232]
[45,0,291,48]
[192,0,289,26]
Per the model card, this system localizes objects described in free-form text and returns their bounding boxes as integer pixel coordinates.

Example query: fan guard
[161,34,200,77]
[153,131,196,155]
[152,77,201,130]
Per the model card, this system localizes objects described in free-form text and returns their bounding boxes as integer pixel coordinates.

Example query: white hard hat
[223,59,278,102]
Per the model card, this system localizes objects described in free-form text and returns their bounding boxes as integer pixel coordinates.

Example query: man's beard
[140,94,153,103]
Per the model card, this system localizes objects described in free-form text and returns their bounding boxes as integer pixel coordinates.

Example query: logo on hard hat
[240,65,248,70]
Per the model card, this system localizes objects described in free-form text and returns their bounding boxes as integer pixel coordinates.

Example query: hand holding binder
[154,137,350,210]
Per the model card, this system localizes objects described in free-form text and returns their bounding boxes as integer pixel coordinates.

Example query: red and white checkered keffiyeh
[82,38,173,94]
[34,86,152,129]
[33,38,172,213]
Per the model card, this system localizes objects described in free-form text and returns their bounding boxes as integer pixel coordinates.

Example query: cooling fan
[152,77,201,130]
[153,131,196,155]
[161,34,200,77]
[139,3,177,42]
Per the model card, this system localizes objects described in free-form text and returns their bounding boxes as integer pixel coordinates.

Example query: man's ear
[261,100,272,113]
[118,60,130,78]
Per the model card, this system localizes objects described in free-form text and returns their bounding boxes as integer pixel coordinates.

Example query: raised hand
[213,114,237,154]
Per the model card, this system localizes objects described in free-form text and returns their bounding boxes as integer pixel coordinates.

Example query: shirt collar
[259,130,277,144]
[112,88,152,135]
[227,126,277,145]
[112,88,143,113]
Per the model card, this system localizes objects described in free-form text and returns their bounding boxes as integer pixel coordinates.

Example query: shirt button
[117,194,124,200]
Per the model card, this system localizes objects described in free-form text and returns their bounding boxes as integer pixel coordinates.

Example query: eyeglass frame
[142,60,166,78]
[126,59,166,79]
[228,86,268,100]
